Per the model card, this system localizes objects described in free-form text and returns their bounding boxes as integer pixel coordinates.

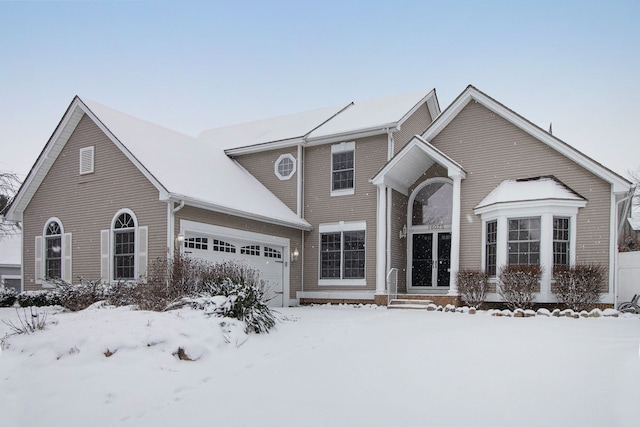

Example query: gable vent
[79,146,94,175]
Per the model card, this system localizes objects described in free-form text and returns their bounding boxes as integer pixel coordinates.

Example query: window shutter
[137,226,148,282]
[62,233,72,283]
[35,235,43,284]
[100,229,110,283]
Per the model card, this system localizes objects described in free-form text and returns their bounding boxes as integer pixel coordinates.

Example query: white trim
[296,290,375,301]
[376,185,387,295]
[318,220,367,286]
[40,217,65,286]
[330,141,356,197]
[110,208,139,282]
[274,153,297,181]
[296,144,303,217]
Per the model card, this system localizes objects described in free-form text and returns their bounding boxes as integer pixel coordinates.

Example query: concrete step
[387,299,433,309]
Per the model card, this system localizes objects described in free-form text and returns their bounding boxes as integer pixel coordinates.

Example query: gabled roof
[423,85,632,194]
[7,97,311,230]
[474,176,587,213]
[371,135,465,195]
[199,89,439,154]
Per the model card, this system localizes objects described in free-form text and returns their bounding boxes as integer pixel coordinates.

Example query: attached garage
[179,220,291,307]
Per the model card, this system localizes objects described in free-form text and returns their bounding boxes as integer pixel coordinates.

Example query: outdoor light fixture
[291,247,299,262]
[399,224,407,239]
[176,234,185,244]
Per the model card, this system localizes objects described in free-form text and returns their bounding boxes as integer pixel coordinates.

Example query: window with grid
[485,220,497,276]
[212,239,236,253]
[264,246,282,259]
[507,217,541,265]
[331,150,354,191]
[241,245,261,256]
[553,217,570,268]
[114,213,135,280]
[320,230,365,279]
[185,237,208,250]
[45,220,62,279]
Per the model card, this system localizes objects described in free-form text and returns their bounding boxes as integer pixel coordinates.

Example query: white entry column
[448,174,462,296]
[376,184,387,295]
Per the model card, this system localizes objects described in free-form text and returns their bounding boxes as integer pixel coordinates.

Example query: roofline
[423,85,633,194]
[474,198,588,215]
[167,195,313,231]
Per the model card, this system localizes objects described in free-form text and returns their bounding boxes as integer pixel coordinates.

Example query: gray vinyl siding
[429,101,611,286]
[302,134,387,292]
[389,189,408,292]
[233,147,299,213]
[22,114,167,290]
[394,103,433,155]
[174,206,303,299]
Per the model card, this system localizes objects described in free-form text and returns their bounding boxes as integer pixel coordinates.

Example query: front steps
[387,298,434,310]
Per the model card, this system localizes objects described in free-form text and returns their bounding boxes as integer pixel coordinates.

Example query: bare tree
[0,172,21,236]
[630,169,640,214]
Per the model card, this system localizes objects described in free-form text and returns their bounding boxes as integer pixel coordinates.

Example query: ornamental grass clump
[552,263,606,311]
[456,269,489,309]
[498,264,542,311]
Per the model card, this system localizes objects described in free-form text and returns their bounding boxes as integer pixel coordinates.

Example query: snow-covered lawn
[1,304,639,427]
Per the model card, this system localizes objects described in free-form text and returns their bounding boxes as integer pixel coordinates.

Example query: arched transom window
[411,180,453,227]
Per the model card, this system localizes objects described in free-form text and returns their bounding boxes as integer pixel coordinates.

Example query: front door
[411,232,451,288]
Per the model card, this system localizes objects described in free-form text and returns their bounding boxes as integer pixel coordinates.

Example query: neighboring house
[621,217,640,251]
[0,230,22,292]
[5,85,634,307]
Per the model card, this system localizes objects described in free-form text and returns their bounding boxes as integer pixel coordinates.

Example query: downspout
[168,200,185,257]
[613,188,635,308]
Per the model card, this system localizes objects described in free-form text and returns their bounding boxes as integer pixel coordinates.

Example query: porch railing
[387,268,399,305]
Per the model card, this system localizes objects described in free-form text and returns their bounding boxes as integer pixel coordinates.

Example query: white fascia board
[224,137,305,156]
[425,87,631,193]
[304,125,397,146]
[5,99,85,221]
[396,89,439,129]
[474,198,587,216]
[170,194,313,231]
[413,135,466,178]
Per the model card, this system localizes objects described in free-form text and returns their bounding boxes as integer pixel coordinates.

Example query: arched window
[45,220,62,279]
[411,180,453,227]
[113,211,136,280]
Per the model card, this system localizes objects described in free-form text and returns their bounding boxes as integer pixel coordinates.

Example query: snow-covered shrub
[456,269,489,309]
[53,278,110,311]
[2,307,47,334]
[16,290,60,307]
[552,263,606,311]
[0,283,17,307]
[497,265,542,311]
[189,262,276,334]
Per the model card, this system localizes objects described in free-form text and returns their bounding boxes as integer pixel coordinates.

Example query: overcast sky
[1,0,638,183]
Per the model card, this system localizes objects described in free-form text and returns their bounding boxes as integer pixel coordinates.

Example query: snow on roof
[83,100,310,229]
[307,90,433,139]
[0,230,21,266]
[475,177,586,210]
[198,104,350,150]
[628,217,640,231]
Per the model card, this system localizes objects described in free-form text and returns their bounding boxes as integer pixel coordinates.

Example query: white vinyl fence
[618,251,640,306]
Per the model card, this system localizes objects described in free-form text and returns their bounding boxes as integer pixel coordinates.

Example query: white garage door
[182,229,286,307]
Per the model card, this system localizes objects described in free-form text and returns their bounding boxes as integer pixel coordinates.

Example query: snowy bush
[17,290,61,307]
[552,263,606,311]
[456,269,489,309]
[52,278,111,312]
[497,265,542,311]
[0,283,17,307]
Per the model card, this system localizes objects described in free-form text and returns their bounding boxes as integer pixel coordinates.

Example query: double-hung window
[331,142,355,196]
[485,220,497,276]
[507,217,541,265]
[114,212,136,280]
[45,220,62,279]
[319,221,366,284]
[553,217,570,268]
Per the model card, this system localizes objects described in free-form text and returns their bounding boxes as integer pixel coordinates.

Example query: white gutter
[167,200,185,259]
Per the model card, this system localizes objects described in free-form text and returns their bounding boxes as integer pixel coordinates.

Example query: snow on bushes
[552,263,606,311]
[0,284,17,307]
[497,264,542,310]
[456,269,488,309]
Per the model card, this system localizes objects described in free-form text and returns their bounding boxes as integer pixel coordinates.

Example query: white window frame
[102,208,147,284]
[318,220,366,286]
[330,141,355,197]
[36,217,72,288]
[274,153,297,180]
[477,202,583,299]
[79,146,95,175]
[111,209,137,281]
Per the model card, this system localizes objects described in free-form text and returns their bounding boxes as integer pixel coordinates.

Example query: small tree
[0,171,21,237]
[553,263,606,311]
[498,265,542,311]
[456,270,489,309]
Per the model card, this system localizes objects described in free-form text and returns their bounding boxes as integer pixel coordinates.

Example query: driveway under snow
[1,305,639,427]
